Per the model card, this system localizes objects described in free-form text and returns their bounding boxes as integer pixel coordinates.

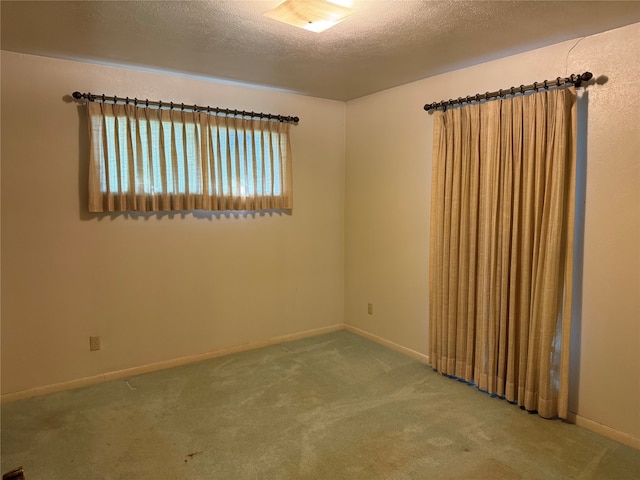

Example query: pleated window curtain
[87,102,293,212]
[429,86,577,419]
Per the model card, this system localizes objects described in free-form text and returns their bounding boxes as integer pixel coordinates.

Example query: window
[87,102,293,212]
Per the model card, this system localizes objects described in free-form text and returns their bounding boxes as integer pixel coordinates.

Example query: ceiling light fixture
[264,0,356,33]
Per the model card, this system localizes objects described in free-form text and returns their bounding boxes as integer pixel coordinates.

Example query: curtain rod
[423,71,592,112]
[71,91,300,124]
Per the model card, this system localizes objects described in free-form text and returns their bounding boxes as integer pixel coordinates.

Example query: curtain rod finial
[72,91,83,100]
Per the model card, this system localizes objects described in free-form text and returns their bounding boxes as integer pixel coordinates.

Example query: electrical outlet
[367,303,373,315]
[89,336,101,351]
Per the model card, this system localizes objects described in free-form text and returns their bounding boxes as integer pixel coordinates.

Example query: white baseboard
[566,411,640,451]
[1,324,344,404]
[344,324,430,364]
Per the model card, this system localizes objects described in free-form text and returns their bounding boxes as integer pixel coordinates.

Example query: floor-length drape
[429,87,577,419]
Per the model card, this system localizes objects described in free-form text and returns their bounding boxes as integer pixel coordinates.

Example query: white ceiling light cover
[264,0,356,33]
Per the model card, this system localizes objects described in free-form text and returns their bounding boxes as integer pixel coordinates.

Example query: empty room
[1,1,639,478]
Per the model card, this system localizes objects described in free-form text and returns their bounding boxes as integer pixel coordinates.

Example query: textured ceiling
[2,1,640,101]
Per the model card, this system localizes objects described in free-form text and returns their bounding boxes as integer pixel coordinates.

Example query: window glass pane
[89,108,290,210]
[116,116,130,192]
[229,128,237,196]
[162,121,174,193]
[173,122,186,193]
[253,131,263,196]
[137,119,151,192]
[209,124,219,195]
[150,120,162,194]
[185,121,201,194]
[237,128,247,197]
[272,131,282,195]
[263,130,273,195]
[245,130,255,197]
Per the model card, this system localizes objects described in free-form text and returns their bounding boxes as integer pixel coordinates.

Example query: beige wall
[345,23,640,444]
[1,52,346,395]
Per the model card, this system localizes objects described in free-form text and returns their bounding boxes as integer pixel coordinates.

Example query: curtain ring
[170,101,174,109]
[520,85,525,93]
[125,97,129,105]
[510,86,515,95]
[146,99,149,107]
[159,100,163,109]
[113,95,118,104]
[134,98,138,106]
[556,77,562,86]
[102,94,106,102]
[181,103,185,111]
[544,80,549,90]
[475,93,480,101]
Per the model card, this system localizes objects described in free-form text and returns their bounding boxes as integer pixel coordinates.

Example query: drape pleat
[429,87,576,419]
[87,103,293,212]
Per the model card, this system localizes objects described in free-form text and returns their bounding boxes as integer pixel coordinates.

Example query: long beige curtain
[87,102,293,212]
[429,87,577,419]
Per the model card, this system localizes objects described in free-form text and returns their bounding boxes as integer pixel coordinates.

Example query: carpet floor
[1,330,639,479]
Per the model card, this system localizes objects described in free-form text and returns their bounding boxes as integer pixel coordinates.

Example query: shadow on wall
[75,101,91,220]
[568,88,591,415]
[70,97,291,222]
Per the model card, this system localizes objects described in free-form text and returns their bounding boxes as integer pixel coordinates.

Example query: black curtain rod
[71,91,300,124]
[423,71,593,112]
